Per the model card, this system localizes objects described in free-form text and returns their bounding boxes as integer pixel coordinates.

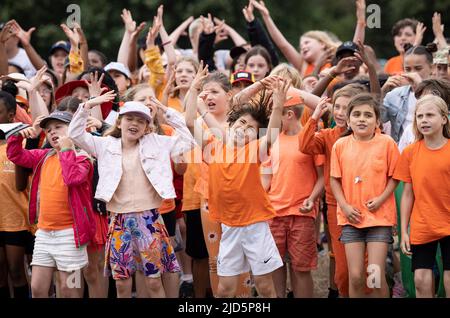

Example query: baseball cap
[104,62,131,79]
[230,70,255,85]
[336,41,358,59]
[40,111,73,128]
[49,41,71,56]
[433,49,449,65]
[119,101,152,123]
[230,46,248,60]
[284,88,305,107]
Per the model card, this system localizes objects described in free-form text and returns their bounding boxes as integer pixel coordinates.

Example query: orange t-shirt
[330,133,400,228]
[384,55,404,75]
[38,154,73,230]
[207,139,276,227]
[393,140,450,245]
[299,118,346,206]
[304,62,332,77]
[267,132,324,218]
[181,148,202,211]
[157,91,184,113]
[0,143,29,232]
[13,105,32,125]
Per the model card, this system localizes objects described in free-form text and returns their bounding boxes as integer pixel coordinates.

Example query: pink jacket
[7,135,95,248]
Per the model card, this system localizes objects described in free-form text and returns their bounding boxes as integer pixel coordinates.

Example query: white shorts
[31,228,88,272]
[217,221,283,277]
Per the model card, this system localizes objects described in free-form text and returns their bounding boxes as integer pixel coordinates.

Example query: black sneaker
[327,288,339,298]
[179,281,194,298]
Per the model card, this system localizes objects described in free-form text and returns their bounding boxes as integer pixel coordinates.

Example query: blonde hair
[123,83,155,102]
[271,63,302,88]
[122,84,164,134]
[301,30,340,52]
[413,95,450,140]
[332,84,367,105]
[104,116,153,139]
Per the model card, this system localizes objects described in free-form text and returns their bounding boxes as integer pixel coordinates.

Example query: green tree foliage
[1,0,449,64]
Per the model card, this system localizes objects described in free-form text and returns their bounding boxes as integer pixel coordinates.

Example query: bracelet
[328,72,336,79]
[200,111,208,119]
[162,40,172,46]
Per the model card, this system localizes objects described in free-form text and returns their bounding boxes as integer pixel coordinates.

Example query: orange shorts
[269,215,318,272]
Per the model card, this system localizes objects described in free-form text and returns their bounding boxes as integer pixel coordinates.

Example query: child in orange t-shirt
[394,95,450,298]
[330,93,400,298]
[264,88,325,298]
[7,110,96,298]
[0,91,30,299]
[298,84,366,297]
[186,65,291,297]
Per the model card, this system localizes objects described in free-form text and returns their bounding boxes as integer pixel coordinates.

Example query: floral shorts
[104,209,180,280]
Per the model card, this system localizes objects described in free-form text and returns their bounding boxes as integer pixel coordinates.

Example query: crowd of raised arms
[0,0,449,299]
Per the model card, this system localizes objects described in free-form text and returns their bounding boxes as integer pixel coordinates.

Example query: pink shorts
[269,215,318,272]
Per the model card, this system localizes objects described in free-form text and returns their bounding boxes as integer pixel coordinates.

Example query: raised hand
[251,0,270,18]
[18,127,38,139]
[61,23,80,48]
[242,1,255,23]
[355,0,366,23]
[146,16,162,48]
[0,20,15,44]
[200,14,215,35]
[271,78,291,109]
[413,22,427,46]
[432,12,444,38]
[10,20,36,47]
[354,40,373,68]
[212,18,229,44]
[121,9,138,34]
[311,97,331,121]
[333,56,360,75]
[84,90,116,109]
[191,62,209,92]
[84,71,107,98]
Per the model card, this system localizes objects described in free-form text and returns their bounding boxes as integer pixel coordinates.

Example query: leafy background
[1,0,449,64]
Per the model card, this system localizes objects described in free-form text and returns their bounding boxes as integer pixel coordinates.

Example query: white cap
[119,101,152,122]
[104,62,131,78]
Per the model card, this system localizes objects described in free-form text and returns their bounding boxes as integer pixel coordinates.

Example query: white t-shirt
[8,48,37,78]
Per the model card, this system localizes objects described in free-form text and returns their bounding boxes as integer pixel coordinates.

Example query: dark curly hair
[227,91,273,137]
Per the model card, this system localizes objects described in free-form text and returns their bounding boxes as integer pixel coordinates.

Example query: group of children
[0,0,449,298]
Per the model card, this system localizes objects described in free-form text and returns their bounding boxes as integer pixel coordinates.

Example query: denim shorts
[339,225,394,244]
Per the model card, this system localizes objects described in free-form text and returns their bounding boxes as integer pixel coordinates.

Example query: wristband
[162,40,172,46]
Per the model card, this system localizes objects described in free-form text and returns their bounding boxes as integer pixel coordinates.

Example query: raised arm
[355,41,381,95]
[311,56,360,97]
[184,63,214,149]
[145,16,165,96]
[260,78,290,160]
[11,20,46,71]
[243,1,279,66]
[0,21,15,75]
[61,23,84,75]
[298,97,330,155]
[198,14,218,72]
[213,17,247,48]
[432,12,448,50]
[352,0,366,44]
[118,9,146,72]
[169,16,195,47]
[68,91,116,157]
[252,0,303,71]
[157,5,177,80]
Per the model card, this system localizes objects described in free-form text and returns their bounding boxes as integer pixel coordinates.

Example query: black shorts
[185,210,208,260]
[0,231,34,252]
[161,211,177,237]
[411,236,450,272]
